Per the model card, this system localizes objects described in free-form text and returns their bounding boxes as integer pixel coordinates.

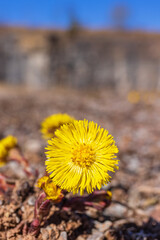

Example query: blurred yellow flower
[37,176,63,202]
[41,113,75,139]
[45,119,119,195]
[37,176,49,188]
[0,143,8,167]
[0,135,17,150]
[127,90,140,104]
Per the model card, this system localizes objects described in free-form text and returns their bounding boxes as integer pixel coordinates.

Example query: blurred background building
[0,0,160,92]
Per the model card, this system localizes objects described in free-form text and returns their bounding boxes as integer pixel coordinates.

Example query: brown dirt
[0,85,160,240]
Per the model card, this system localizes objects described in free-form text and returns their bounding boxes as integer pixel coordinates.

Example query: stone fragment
[94,220,112,232]
[27,196,36,206]
[87,231,104,240]
[25,139,41,153]
[58,231,67,240]
[104,203,127,218]
[41,228,49,240]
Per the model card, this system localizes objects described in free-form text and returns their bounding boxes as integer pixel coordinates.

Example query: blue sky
[0,0,160,31]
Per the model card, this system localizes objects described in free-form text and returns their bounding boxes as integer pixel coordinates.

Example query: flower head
[0,136,17,150]
[41,113,75,139]
[127,91,140,104]
[45,119,119,195]
[37,176,63,202]
[0,143,8,167]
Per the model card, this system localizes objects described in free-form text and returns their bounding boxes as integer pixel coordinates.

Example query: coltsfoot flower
[37,176,63,202]
[45,119,119,195]
[0,135,17,150]
[0,143,8,167]
[127,90,140,104]
[0,135,17,167]
[41,113,75,139]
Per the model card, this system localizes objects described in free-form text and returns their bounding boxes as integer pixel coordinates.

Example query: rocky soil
[0,85,160,240]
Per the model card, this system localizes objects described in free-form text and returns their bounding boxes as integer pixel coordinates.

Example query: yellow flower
[37,176,63,202]
[37,176,49,188]
[41,113,75,139]
[127,91,140,104]
[0,143,8,167]
[45,119,119,195]
[0,135,17,150]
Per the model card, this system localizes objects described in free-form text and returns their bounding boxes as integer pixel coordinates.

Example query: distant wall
[1,28,160,92]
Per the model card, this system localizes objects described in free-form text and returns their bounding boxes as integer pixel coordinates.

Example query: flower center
[72,144,95,168]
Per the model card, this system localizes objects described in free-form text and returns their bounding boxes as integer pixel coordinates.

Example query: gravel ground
[0,85,160,240]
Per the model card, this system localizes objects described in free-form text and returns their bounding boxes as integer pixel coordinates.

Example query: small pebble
[9,208,14,213]
[112,219,128,228]
[76,236,86,240]
[28,196,36,206]
[25,139,41,153]
[104,203,127,218]
[41,228,49,240]
[85,208,98,218]
[15,216,20,224]
[9,162,26,178]
[58,231,67,240]
[21,206,25,212]
[87,231,104,240]
[94,220,112,232]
